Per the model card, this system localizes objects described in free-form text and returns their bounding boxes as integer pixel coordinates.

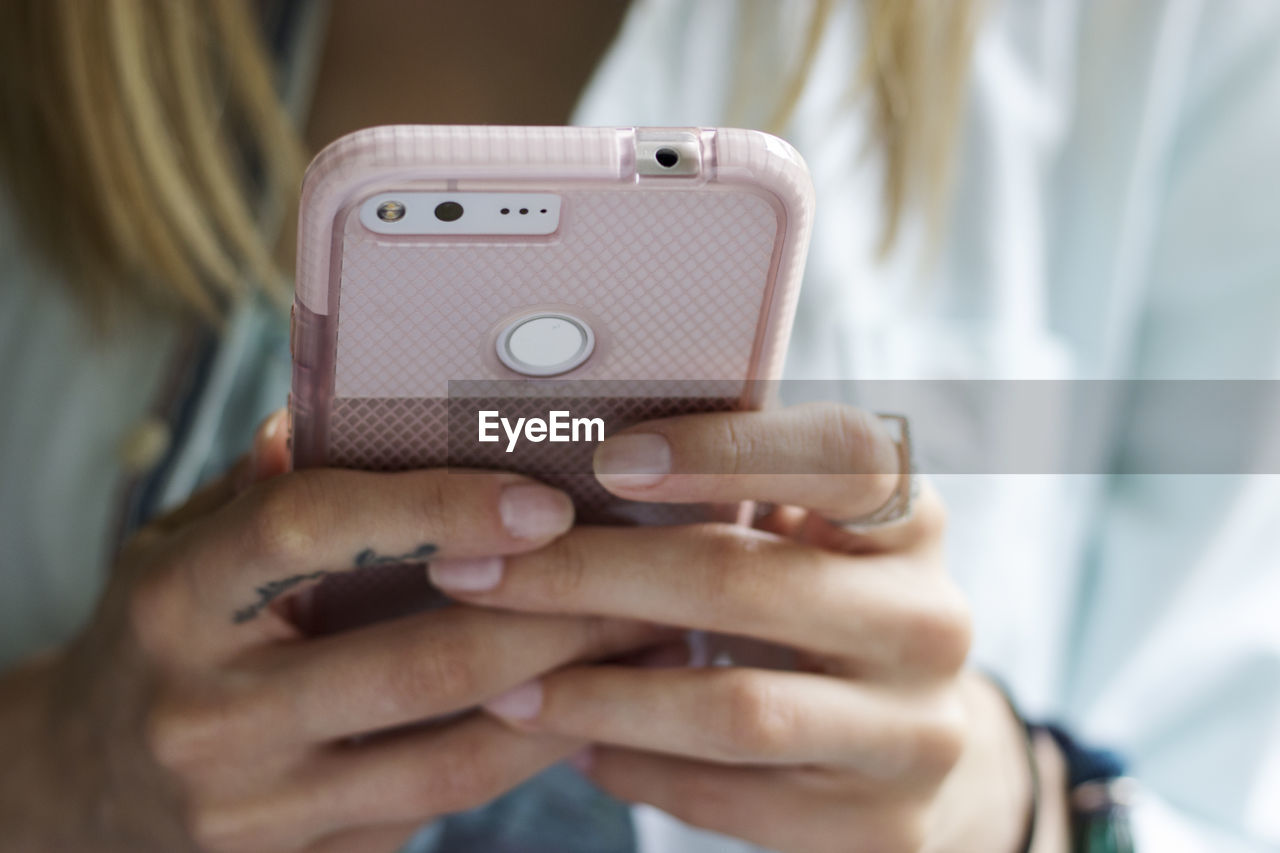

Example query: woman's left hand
[429,403,1042,853]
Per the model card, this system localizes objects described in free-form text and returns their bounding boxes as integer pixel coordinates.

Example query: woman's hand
[0,412,666,853]
[431,403,1058,853]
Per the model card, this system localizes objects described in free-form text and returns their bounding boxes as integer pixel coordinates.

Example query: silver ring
[831,413,918,532]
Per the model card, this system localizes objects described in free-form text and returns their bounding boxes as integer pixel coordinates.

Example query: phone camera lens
[434,201,464,222]
[655,147,680,168]
[377,200,406,222]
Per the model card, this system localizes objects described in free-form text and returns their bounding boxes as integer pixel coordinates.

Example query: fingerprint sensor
[497,312,595,376]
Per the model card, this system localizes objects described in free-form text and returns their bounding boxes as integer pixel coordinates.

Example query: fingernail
[484,680,543,721]
[428,556,504,592]
[594,433,671,487]
[253,412,286,471]
[258,410,284,443]
[568,747,595,774]
[253,412,284,467]
[499,484,574,539]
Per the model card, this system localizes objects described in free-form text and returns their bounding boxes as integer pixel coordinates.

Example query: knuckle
[694,527,740,602]
[912,691,968,777]
[414,471,461,544]
[537,534,590,604]
[143,695,212,774]
[902,582,973,674]
[144,681,271,774]
[242,475,324,565]
[716,416,758,476]
[692,525,768,613]
[401,629,484,712]
[715,672,795,760]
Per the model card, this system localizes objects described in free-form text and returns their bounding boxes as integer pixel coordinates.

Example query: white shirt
[572,1,1280,850]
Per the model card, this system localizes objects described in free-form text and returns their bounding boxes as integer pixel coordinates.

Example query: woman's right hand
[0,416,661,853]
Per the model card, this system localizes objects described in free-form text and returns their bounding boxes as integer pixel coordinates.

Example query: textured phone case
[290,126,813,633]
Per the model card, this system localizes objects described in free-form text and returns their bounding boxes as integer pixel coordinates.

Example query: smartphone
[288,125,813,633]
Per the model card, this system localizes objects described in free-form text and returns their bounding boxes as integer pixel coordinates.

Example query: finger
[148,468,575,654]
[588,748,920,853]
[317,715,580,839]
[195,715,577,852]
[432,524,972,673]
[483,666,965,782]
[593,403,901,519]
[233,609,671,745]
[251,408,291,482]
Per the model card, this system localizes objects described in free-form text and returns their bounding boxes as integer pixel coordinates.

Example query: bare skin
[0,405,1065,853]
[0,3,1069,851]
[0,417,670,852]
[438,406,1070,853]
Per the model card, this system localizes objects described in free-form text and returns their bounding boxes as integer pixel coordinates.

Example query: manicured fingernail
[428,556,504,592]
[568,747,595,774]
[594,433,671,487]
[499,484,575,539]
[484,680,543,720]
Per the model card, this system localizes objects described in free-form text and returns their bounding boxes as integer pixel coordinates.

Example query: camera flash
[377,200,406,222]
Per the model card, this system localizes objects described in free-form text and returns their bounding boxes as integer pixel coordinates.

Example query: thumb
[247,408,290,485]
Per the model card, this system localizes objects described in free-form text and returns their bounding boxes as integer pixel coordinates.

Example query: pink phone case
[289,125,813,633]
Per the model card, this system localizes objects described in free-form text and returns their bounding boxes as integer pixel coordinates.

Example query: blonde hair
[0,0,304,324]
[0,0,977,324]
[748,0,982,253]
